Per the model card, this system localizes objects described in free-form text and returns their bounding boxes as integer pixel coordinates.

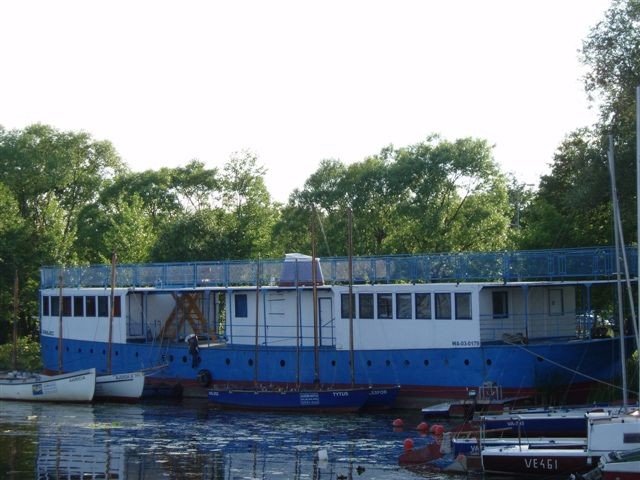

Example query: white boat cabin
[40,280,581,351]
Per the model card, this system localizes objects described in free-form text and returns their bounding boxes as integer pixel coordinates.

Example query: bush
[0,337,42,371]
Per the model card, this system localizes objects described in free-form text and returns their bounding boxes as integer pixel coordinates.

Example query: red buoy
[403,438,414,451]
[392,418,404,428]
[431,424,444,435]
[416,421,429,431]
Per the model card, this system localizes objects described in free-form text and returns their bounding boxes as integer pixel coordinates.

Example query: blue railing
[40,246,636,289]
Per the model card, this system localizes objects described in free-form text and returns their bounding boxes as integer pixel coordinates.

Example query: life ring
[197,369,212,387]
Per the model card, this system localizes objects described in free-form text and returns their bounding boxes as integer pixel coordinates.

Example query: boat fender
[403,438,414,451]
[197,369,212,387]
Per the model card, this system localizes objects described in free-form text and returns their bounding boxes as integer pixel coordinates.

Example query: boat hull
[95,371,145,401]
[0,369,96,402]
[602,461,640,480]
[40,335,627,405]
[481,448,601,476]
[481,406,615,437]
[207,387,371,412]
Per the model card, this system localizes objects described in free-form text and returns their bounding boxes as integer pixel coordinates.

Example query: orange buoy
[403,438,414,451]
[431,424,444,435]
[392,418,404,428]
[416,421,429,432]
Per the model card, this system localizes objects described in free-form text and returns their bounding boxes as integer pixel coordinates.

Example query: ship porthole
[367,360,372,367]
[225,358,231,365]
[248,359,253,366]
[386,360,391,366]
[182,356,188,363]
[404,360,410,366]
[331,360,336,366]
[280,360,285,367]
[424,360,429,366]
[78,348,82,353]
[135,352,139,358]
[90,348,94,354]
[464,359,469,366]
[486,359,492,366]
[169,355,174,362]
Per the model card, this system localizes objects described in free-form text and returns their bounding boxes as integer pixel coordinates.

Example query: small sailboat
[0,369,97,402]
[93,253,145,401]
[0,271,96,402]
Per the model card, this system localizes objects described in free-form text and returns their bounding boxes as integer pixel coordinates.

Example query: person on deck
[187,334,200,368]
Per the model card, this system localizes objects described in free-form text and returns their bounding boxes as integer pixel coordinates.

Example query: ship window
[98,296,109,317]
[435,293,452,320]
[86,296,96,317]
[492,291,508,318]
[74,296,84,317]
[268,297,284,315]
[377,293,393,319]
[42,296,50,316]
[51,296,60,316]
[359,293,374,319]
[62,296,72,316]
[113,296,121,317]
[396,293,412,319]
[415,293,431,319]
[234,294,248,318]
[455,293,472,320]
[624,433,640,443]
[340,293,355,319]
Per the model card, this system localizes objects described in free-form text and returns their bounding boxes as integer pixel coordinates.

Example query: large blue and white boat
[38,247,634,407]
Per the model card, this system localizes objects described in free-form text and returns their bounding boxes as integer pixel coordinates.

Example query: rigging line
[314,206,332,257]
[503,339,626,392]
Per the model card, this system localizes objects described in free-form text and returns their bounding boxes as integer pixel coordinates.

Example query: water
[0,399,463,480]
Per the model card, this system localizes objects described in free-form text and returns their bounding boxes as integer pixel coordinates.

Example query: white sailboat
[0,272,96,402]
[93,253,145,401]
[0,369,97,402]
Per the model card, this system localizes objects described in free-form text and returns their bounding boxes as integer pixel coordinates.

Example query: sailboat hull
[0,368,96,402]
[95,371,145,401]
[208,387,371,412]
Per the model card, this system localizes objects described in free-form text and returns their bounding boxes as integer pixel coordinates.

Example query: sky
[1,0,612,202]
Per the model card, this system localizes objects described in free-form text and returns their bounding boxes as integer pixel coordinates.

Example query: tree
[277,136,512,257]
[523,1,640,250]
[579,0,640,244]
[0,124,125,265]
[520,129,613,249]
[220,151,279,259]
[0,182,31,343]
[0,124,125,337]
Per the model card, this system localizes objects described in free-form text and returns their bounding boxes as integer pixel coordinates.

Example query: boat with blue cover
[38,247,635,407]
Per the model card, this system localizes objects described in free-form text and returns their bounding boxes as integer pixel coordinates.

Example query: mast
[58,270,64,374]
[636,85,640,399]
[347,208,355,387]
[11,270,19,371]
[608,135,629,409]
[253,259,260,388]
[311,210,320,385]
[107,252,117,375]
[295,258,301,388]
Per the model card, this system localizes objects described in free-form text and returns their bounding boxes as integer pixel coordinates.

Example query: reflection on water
[0,399,435,479]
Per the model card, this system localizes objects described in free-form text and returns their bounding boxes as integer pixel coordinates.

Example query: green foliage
[279,136,512,257]
[0,337,42,371]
